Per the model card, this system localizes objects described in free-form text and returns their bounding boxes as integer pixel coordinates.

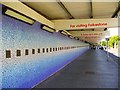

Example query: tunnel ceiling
[3,0,119,43]
[22,1,119,43]
[23,2,118,19]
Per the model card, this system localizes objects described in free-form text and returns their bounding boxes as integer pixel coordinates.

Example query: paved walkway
[33,49,118,88]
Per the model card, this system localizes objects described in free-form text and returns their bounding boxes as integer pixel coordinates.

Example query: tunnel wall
[1,9,89,88]
[0,5,2,89]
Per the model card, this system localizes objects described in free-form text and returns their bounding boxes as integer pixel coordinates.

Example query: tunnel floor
[33,49,118,88]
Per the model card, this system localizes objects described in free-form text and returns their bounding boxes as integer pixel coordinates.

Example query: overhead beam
[90,0,93,18]
[56,0,74,35]
[1,0,54,29]
[89,0,94,31]
[56,0,74,19]
[112,1,120,18]
[104,1,120,31]
[52,18,118,30]
[21,2,52,20]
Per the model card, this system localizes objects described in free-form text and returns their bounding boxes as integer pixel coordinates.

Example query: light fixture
[74,37,79,40]
[42,25,55,33]
[4,8,34,24]
[84,41,88,43]
[60,31,68,36]
[68,35,74,39]
[63,30,71,35]
[60,30,71,36]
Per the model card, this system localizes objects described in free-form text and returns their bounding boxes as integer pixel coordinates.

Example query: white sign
[52,18,119,30]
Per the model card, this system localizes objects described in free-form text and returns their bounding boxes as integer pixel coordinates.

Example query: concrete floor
[33,49,118,88]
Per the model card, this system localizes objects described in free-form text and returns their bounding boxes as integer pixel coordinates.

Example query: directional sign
[69,31,109,43]
[52,18,118,30]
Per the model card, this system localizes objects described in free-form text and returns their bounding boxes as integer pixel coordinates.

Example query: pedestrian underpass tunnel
[0,1,120,89]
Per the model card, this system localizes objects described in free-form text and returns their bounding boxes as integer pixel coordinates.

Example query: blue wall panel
[0,4,2,89]
[1,9,89,88]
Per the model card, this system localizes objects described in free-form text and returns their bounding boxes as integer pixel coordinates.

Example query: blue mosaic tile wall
[1,6,89,88]
[0,4,2,89]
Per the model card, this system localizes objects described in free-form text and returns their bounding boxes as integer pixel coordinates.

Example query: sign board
[69,31,109,42]
[69,31,109,37]
[52,18,118,30]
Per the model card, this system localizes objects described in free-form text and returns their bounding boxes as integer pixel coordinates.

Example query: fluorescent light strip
[63,30,71,35]
[5,9,34,24]
[69,35,74,39]
[42,26,55,33]
[61,31,68,35]
[61,30,72,36]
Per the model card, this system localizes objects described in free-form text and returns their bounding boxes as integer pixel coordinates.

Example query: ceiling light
[60,30,71,36]
[74,37,79,40]
[68,35,74,39]
[4,9,34,24]
[63,30,71,35]
[42,25,55,33]
[60,31,68,36]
